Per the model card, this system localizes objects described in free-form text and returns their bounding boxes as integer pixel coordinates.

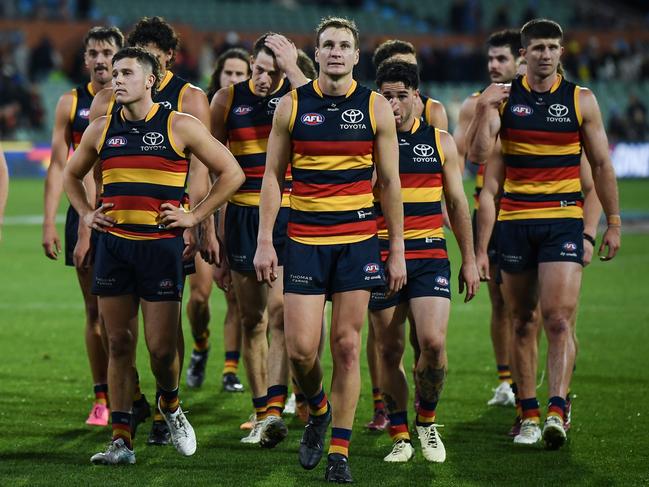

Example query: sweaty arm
[253,94,292,285]
[440,131,479,301]
[88,88,113,122]
[579,88,621,260]
[373,93,406,293]
[475,151,505,280]
[467,83,510,163]
[0,145,7,241]
[161,113,244,228]
[42,92,73,258]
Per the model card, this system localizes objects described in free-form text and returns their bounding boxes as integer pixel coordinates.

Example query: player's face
[250,51,282,97]
[85,38,119,85]
[389,53,417,65]
[141,42,173,73]
[112,57,154,105]
[380,81,417,129]
[220,57,249,88]
[521,38,563,79]
[487,46,517,83]
[315,27,359,78]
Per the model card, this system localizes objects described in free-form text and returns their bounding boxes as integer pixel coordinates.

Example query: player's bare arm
[453,94,478,174]
[579,88,621,261]
[264,34,309,89]
[427,99,448,131]
[253,93,291,285]
[42,91,74,259]
[475,151,505,281]
[580,154,602,266]
[160,112,244,229]
[182,85,220,264]
[63,117,115,232]
[88,87,113,122]
[373,93,406,294]
[468,83,510,163]
[440,131,480,301]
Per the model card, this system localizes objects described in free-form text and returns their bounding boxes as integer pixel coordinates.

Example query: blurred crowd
[1,0,648,140]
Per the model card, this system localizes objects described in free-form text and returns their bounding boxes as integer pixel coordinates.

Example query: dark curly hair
[127,16,179,68]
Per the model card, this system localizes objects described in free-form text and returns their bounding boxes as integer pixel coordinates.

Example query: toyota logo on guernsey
[106,136,127,147]
[78,108,90,119]
[301,113,325,126]
[268,97,280,109]
[141,132,167,151]
[413,144,434,157]
[158,101,172,110]
[547,103,571,122]
[340,109,367,129]
[511,104,533,116]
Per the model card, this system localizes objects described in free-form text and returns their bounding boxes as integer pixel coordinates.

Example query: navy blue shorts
[92,233,185,301]
[64,205,99,267]
[498,219,584,273]
[225,204,289,272]
[369,258,451,310]
[283,236,385,297]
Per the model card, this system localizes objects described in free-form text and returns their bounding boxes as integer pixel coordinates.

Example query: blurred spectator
[28,37,61,82]
[626,94,648,142]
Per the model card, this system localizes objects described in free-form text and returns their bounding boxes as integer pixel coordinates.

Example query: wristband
[607,214,621,226]
[583,233,596,246]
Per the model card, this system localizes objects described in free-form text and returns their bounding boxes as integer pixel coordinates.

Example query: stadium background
[1,1,648,485]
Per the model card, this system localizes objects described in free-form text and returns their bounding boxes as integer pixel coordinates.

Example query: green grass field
[1,178,648,486]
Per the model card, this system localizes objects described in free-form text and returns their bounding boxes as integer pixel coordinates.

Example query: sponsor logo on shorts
[501,253,522,264]
[78,108,90,119]
[159,278,174,289]
[289,273,313,285]
[561,241,578,257]
[301,113,325,125]
[106,136,127,147]
[95,276,116,287]
[435,276,449,287]
[364,263,380,274]
[233,105,253,116]
[511,104,533,116]
[340,109,366,129]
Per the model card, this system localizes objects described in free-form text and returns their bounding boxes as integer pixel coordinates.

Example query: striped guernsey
[97,103,189,240]
[499,74,583,222]
[288,79,377,246]
[70,82,96,149]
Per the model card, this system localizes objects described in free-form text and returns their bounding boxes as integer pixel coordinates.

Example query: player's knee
[543,314,571,340]
[512,309,539,337]
[240,308,266,333]
[287,343,317,370]
[379,340,403,367]
[149,345,176,368]
[331,333,361,370]
[107,331,135,358]
[418,334,445,358]
[188,286,211,307]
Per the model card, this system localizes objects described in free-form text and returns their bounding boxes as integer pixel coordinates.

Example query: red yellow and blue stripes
[307,387,329,417]
[266,384,289,417]
[329,427,352,458]
[388,411,410,442]
[111,411,132,448]
[416,398,437,426]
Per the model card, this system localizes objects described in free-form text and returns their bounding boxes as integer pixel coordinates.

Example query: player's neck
[89,78,111,95]
[122,97,155,122]
[317,73,354,96]
[526,72,558,93]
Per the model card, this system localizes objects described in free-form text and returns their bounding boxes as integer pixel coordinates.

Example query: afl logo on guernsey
[78,108,90,119]
[301,113,325,126]
[106,136,127,147]
[364,263,380,274]
[511,104,533,116]
[234,105,253,116]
